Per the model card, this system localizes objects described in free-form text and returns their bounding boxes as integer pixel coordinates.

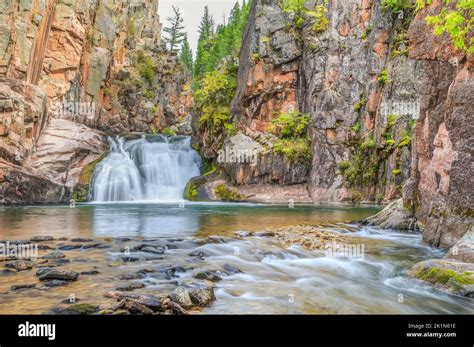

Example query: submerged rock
[55,303,100,315]
[11,284,36,291]
[223,263,242,274]
[194,271,222,282]
[37,268,79,281]
[42,250,65,260]
[43,280,69,288]
[5,260,34,271]
[30,236,54,242]
[116,282,145,291]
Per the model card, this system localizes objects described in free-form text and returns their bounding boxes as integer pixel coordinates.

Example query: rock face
[0,0,191,204]
[229,0,472,247]
[405,2,473,249]
[230,0,420,204]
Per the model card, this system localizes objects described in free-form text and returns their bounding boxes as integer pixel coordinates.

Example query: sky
[160,0,241,54]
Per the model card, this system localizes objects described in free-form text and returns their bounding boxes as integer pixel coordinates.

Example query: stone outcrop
[1,0,192,204]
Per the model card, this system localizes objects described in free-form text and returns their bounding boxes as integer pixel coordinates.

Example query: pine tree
[194,6,215,80]
[179,34,193,71]
[163,6,186,52]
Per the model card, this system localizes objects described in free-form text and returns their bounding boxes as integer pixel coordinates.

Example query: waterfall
[90,135,202,202]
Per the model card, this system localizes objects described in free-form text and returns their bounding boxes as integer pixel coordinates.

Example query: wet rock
[104,291,126,300]
[140,246,165,255]
[83,243,111,249]
[30,236,54,242]
[166,300,187,315]
[407,259,474,297]
[170,287,193,309]
[255,231,275,237]
[71,238,93,243]
[363,199,416,231]
[116,282,145,291]
[119,272,146,281]
[189,287,216,307]
[11,284,36,291]
[189,251,206,258]
[223,263,242,274]
[42,250,65,260]
[43,280,69,288]
[55,303,100,315]
[81,270,99,276]
[37,268,79,281]
[235,231,254,238]
[36,259,70,268]
[61,298,81,305]
[120,294,164,312]
[37,245,54,250]
[120,299,153,315]
[5,260,34,271]
[194,271,222,282]
[0,269,16,276]
[164,266,187,279]
[58,244,83,251]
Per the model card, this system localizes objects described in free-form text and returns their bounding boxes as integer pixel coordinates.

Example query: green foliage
[378,70,389,85]
[308,1,330,33]
[388,114,400,127]
[127,18,135,36]
[381,0,415,13]
[273,138,312,164]
[179,34,194,71]
[195,68,236,136]
[280,0,329,33]
[392,169,402,176]
[251,52,262,61]
[354,94,367,113]
[162,127,177,136]
[134,51,155,86]
[214,184,244,202]
[351,122,362,133]
[338,161,351,173]
[361,138,377,150]
[194,3,250,83]
[398,132,412,148]
[163,6,186,52]
[144,90,155,99]
[424,0,474,54]
[184,183,199,201]
[269,112,311,138]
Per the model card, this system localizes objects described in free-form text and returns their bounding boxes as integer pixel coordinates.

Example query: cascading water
[90,135,202,202]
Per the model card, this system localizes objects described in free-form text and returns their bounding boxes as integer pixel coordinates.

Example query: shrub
[378,70,389,85]
[214,184,244,202]
[273,138,312,164]
[269,112,311,138]
[162,127,177,136]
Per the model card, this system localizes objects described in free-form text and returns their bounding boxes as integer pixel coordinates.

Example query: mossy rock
[408,260,474,296]
[72,153,108,202]
[61,303,100,315]
[214,184,244,202]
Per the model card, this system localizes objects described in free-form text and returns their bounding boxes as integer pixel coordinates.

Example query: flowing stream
[90,136,201,202]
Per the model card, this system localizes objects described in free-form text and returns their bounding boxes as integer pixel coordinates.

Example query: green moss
[251,53,262,62]
[392,169,401,176]
[338,161,351,174]
[413,266,474,290]
[184,183,199,201]
[65,303,99,315]
[269,112,311,138]
[162,127,177,136]
[398,132,412,148]
[214,184,244,202]
[377,70,389,85]
[354,94,367,113]
[351,122,362,133]
[360,138,376,150]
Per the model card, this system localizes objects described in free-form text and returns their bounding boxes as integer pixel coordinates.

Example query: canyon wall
[229,0,472,246]
[0,0,191,203]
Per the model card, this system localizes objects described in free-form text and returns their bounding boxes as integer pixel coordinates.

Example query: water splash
[90,135,201,202]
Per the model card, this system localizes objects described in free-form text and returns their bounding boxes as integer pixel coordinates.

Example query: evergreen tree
[179,34,193,71]
[163,6,186,52]
[194,6,215,79]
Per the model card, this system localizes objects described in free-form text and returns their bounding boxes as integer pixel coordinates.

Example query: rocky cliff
[0,0,191,203]
[226,0,472,247]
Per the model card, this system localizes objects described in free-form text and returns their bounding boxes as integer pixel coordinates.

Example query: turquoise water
[0,202,379,239]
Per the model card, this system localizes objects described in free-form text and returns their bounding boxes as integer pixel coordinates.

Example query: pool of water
[0,203,472,315]
[0,202,379,239]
